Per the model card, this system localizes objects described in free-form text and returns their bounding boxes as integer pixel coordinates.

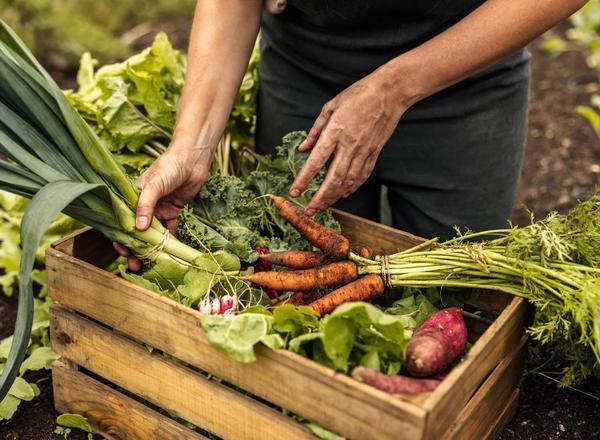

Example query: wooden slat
[421,297,527,439]
[46,248,426,440]
[444,337,526,440]
[53,361,206,440]
[52,227,117,268]
[333,209,423,254]
[485,390,520,440]
[50,306,313,440]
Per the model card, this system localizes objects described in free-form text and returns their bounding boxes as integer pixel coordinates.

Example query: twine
[380,255,392,289]
[136,229,170,262]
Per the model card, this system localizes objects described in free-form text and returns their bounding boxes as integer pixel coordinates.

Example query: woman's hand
[289,68,412,215]
[113,140,214,271]
[135,142,213,232]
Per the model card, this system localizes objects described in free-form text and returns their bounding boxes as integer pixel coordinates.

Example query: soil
[1,23,600,440]
[511,29,600,225]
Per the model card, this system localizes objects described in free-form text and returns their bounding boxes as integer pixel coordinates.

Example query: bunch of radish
[243,196,468,395]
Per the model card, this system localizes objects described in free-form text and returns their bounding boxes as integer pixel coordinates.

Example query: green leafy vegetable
[55,413,94,440]
[202,302,417,374]
[201,313,283,362]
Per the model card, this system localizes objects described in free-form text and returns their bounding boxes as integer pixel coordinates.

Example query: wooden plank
[46,248,426,440]
[53,361,206,440]
[422,297,527,440]
[333,209,423,254]
[50,306,313,440]
[444,337,525,440]
[51,227,117,268]
[485,390,519,440]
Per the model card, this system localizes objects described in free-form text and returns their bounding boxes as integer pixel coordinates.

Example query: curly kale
[179,131,341,257]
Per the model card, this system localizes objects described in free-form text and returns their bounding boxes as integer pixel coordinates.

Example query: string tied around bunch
[136,229,171,262]
[380,255,393,289]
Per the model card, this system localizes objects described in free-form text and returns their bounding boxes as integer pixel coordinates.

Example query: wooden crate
[47,211,527,440]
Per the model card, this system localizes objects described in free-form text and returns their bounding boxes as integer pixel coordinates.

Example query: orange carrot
[274,291,305,307]
[270,195,350,258]
[353,245,373,259]
[308,274,385,315]
[246,261,357,291]
[261,250,328,269]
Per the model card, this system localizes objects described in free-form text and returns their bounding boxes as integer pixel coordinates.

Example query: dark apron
[256,0,530,240]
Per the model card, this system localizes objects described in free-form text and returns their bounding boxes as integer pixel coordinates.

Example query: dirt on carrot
[352,245,373,259]
[261,250,328,269]
[246,261,358,291]
[270,195,350,258]
[308,274,385,315]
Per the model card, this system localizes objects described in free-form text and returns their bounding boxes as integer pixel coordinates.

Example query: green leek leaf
[0,181,102,401]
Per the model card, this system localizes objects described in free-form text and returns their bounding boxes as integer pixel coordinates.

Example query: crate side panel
[50,306,313,440]
[53,361,206,440]
[422,297,527,439]
[485,390,520,440]
[333,209,422,253]
[46,256,426,440]
[444,337,525,439]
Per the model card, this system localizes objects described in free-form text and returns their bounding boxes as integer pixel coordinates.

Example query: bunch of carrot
[243,195,387,313]
[244,195,433,313]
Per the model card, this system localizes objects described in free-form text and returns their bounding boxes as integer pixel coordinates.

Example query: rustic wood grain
[50,306,313,440]
[53,361,206,440]
[444,337,526,440]
[333,209,423,254]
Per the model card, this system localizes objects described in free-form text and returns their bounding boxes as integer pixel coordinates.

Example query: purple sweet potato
[352,366,443,395]
[416,307,468,359]
[406,307,468,377]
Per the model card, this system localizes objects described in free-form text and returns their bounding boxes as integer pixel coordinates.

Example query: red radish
[352,366,443,395]
[255,246,272,271]
[406,307,468,377]
[199,295,238,315]
[219,294,238,314]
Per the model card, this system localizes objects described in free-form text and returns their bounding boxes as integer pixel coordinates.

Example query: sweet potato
[414,307,468,359]
[406,307,468,377]
[352,366,443,395]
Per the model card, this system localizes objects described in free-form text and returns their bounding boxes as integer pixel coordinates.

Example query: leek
[0,20,216,400]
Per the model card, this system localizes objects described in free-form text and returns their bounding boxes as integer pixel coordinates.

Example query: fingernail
[136,215,149,230]
[299,141,306,150]
[305,209,315,216]
[289,188,300,197]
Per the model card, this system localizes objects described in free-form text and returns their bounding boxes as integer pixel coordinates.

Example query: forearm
[172,0,262,151]
[382,0,588,106]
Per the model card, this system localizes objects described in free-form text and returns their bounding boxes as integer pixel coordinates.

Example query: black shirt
[261,0,494,86]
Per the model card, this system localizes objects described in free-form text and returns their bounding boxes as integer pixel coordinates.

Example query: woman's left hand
[289,67,411,215]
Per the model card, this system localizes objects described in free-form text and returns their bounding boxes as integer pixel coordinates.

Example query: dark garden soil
[1,24,600,440]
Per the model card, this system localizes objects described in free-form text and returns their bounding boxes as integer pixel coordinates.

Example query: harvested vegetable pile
[1,19,599,410]
[230,188,600,387]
